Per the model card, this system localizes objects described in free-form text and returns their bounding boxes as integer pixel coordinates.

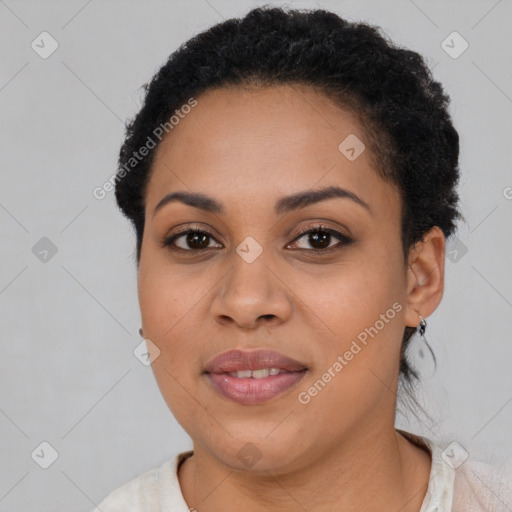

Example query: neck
[179,426,431,512]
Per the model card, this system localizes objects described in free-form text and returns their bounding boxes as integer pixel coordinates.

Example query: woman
[93,6,510,511]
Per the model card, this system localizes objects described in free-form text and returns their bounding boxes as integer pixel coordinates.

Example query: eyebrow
[152,185,372,218]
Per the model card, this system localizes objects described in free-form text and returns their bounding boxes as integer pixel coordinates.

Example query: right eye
[160,228,223,251]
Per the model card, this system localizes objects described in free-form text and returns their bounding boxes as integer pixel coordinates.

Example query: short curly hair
[114,5,464,409]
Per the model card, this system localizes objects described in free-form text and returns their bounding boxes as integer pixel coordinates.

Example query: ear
[403,226,446,329]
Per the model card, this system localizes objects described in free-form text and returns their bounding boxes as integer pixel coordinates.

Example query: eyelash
[159,224,353,254]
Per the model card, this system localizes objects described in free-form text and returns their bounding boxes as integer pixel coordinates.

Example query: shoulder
[90,451,193,512]
[452,457,512,512]
[397,429,512,512]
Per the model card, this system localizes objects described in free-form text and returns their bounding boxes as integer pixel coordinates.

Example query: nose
[210,250,293,330]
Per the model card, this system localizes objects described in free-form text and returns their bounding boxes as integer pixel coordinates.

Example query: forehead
[146,84,399,216]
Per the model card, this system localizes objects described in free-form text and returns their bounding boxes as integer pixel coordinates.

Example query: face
[138,84,419,473]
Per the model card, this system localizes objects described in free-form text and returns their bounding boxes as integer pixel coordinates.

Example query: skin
[137,83,446,512]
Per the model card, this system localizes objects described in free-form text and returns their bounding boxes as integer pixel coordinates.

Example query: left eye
[288,226,353,251]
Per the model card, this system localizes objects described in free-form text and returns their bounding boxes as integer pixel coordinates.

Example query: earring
[138,327,144,338]
[418,315,427,337]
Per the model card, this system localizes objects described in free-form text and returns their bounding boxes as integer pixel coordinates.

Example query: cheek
[138,267,207,425]
[138,262,217,388]
[307,247,406,372]
[315,255,403,323]
[138,260,203,335]
[292,266,406,428]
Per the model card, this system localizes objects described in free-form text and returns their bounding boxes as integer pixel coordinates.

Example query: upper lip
[204,349,308,374]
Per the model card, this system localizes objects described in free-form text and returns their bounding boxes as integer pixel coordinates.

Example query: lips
[203,349,309,405]
[204,349,308,374]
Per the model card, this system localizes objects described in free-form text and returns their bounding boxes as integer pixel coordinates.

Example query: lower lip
[205,371,307,405]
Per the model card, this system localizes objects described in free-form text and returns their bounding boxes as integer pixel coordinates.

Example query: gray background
[0,0,511,510]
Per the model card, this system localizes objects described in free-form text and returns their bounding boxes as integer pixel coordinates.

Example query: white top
[92,430,512,511]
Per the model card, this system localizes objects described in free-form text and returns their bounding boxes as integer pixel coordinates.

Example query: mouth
[203,349,309,405]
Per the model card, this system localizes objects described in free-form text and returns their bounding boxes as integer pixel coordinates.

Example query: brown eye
[161,229,222,251]
[289,225,353,252]
[304,230,331,249]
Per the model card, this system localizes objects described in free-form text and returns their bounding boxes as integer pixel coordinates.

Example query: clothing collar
[398,429,456,511]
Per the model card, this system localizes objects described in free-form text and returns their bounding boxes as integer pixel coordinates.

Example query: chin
[220,447,303,475]
[198,428,311,475]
